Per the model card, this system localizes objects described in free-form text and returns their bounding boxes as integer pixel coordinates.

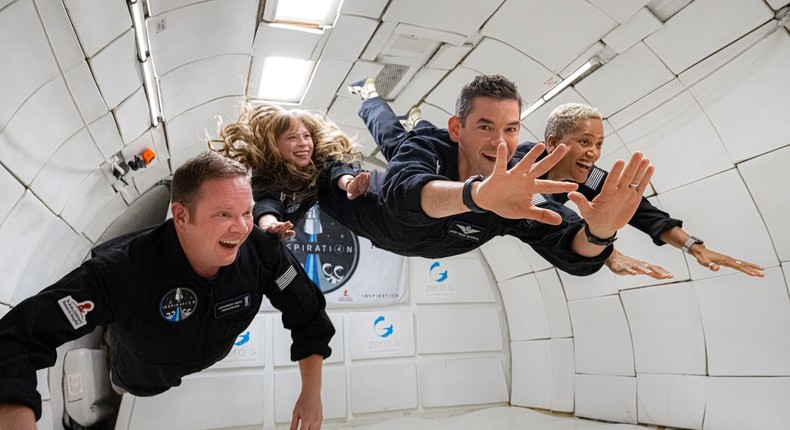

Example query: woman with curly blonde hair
[213,103,369,239]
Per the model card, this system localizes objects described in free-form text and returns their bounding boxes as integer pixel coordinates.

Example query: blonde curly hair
[211,103,361,201]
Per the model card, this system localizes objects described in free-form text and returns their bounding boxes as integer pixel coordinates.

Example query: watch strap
[682,236,704,253]
[583,221,617,246]
[462,175,487,213]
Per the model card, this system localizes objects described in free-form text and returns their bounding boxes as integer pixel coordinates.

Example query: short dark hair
[455,74,523,125]
[171,151,249,212]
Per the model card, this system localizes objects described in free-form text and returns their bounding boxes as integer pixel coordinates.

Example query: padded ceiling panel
[30,128,103,214]
[89,29,143,110]
[159,54,249,121]
[146,0,257,75]
[0,78,83,185]
[616,92,733,193]
[0,191,56,303]
[644,0,774,73]
[589,0,650,23]
[340,0,388,18]
[575,43,674,116]
[36,0,84,71]
[301,59,354,111]
[64,62,110,124]
[482,0,616,73]
[0,164,24,222]
[687,30,790,163]
[0,0,60,128]
[462,38,556,103]
[63,0,131,58]
[381,0,502,38]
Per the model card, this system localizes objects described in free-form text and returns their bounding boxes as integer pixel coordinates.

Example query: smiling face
[546,117,604,183]
[276,119,314,168]
[172,176,254,278]
[449,96,521,179]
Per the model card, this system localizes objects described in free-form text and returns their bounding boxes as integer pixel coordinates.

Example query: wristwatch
[682,236,704,253]
[462,175,487,213]
[583,221,617,246]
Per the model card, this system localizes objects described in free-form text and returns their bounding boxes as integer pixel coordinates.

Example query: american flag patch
[585,166,605,190]
[532,194,547,206]
[275,265,297,290]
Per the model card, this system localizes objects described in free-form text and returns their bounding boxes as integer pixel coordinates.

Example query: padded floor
[330,406,650,429]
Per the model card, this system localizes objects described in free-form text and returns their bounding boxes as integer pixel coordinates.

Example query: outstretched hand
[474,143,579,224]
[345,171,370,200]
[690,245,765,277]
[568,151,654,238]
[262,220,295,240]
[606,249,673,279]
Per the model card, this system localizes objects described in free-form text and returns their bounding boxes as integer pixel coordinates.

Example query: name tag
[214,293,252,319]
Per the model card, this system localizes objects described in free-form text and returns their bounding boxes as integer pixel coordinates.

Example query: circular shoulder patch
[159,288,198,322]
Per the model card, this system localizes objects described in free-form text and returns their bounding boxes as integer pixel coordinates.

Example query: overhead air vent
[374,64,409,99]
[365,23,466,100]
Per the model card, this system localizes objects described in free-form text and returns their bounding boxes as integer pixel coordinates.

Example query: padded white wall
[489,9,790,430]
[3,0,790,429]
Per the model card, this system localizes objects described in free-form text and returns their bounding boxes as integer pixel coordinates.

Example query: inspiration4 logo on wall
[285,204,359,294]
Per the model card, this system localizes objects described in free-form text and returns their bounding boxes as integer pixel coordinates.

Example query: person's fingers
[533,179,578,194]
[566,191,593,215]
[728,259,765,277]
[492,142,510,176]
[527,143,569,178]
[509,143,545,175]
[600,159,625,193]
[634,164,655,195]
[617,151,645,189]
[704,261,720,272]
[522,207,563,225]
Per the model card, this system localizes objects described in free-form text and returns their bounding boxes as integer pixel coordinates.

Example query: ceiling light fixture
[521,57,601,120]
[263,0,342,27]
[127,0,161,127]
[255,57,314,103]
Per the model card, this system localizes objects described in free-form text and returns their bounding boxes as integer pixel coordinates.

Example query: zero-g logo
[369,315,400,352]
[426,261,455,296]
[429,261,448,282]
[225,330,258,360]
[286,204,359,294]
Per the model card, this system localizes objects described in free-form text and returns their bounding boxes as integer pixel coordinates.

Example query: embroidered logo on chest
[159,288,198,322]
[447,220,484,242]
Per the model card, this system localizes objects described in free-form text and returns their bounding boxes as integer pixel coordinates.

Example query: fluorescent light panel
[256,57,314,102]
[273,0,341,26]
[128,0,149,61]
[142,60,160,126]
[543,60,595,100]
[520,58,600,119]
[520,98,545,120]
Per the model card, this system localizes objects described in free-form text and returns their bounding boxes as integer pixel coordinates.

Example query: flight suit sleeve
[514,200,612,276]
[380,138,448,226]
[262,236,335,361]
[0,262,115,420]
[251,175,285,225]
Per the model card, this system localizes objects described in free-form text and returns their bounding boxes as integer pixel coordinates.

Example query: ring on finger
[644,263,649,269]
[735,260,742,265]
[628,183,638,188]
[708,262,715,269]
